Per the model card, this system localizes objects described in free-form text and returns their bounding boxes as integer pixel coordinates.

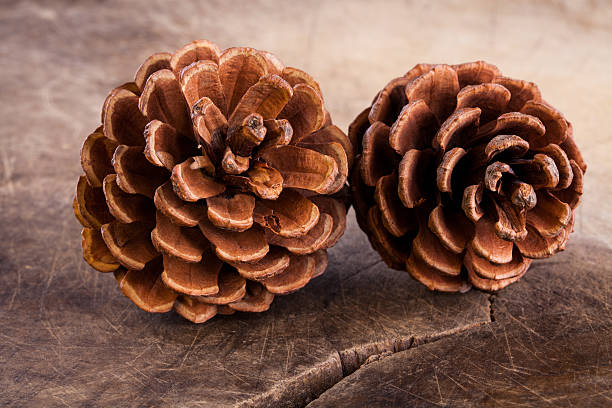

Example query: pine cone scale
[218,48,268,115]
[259,252,316,295]
[140,69,193,139]
[161,251,221,297]
[103,174,154,224]
[412,219,462,276]
[205,193,255,232]
[554,160,583,209]
[115,262,178,313]
[112,144,168,198]
[455,83,510,123]
[151,211,208,263]
[398,148,435,208]
[180,61,226,113]
[229,281,275,312]
[433,107,481,152]
[227,74,293,128]
[253,189,320,238]
[265,213,333,255]
[369,77,411,126]
[465,246,530,281]
[174,297,217,323]
[361,121,396,186]
[437,147,467,193]
[525,191,571,238]
[279,83,325,143]
[153,181,205,227]
[258,145,339,194]
[170,40,221,77]
[143,119,198,170]
[170,156,226,201]
[428,204,472,254]
[75,175,113,228]
[101,221,157,270]
[389,99,439,155]
[81,228,120,273]
[81,127,117,187]
[309,196,347,248]
[405,65,460,122]
[539,144,572,189]
[196,269,246,305]
[103,88,148,146]
[228,246,291,280]
[452,61,501,88]
[135,52,172,92]
[366,206,408,270]
[199,217,269,263]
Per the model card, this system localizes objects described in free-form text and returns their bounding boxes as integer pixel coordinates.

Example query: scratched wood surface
[308,238,612,407]
[0,0,610,407]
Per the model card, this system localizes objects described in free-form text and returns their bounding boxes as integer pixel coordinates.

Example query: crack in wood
[488,294,497,322]
[305,320,492,407]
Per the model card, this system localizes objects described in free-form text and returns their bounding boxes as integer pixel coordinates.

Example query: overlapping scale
[153,181,206,227]
[228,246,291,280]
[103,174,154,223]
[101,220,158,270]
[259,252,316,294]
[179,60,227,113]
[170,40,221,77]
[112,145,168,198]
[151,211,208,263]
[75,175,114,228]
[259,145,339,194]
[174,296,217,324]
[253,189,319,237]
[103,87,148,146]
[144,120,198,170]
[228,281,275,313]
[134,52,172,92]
[266,213,333,255]
[206,193,255,232]
[81,228,120,273]
[161,248,222,296]
[280,83,325,143]
[197,268,246,305]
[219,47,268,116]
[114,260,177,313]
[140,69,193,139]
[81,127,118,187]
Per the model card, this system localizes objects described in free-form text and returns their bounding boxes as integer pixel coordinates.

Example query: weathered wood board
[1,0,610,406]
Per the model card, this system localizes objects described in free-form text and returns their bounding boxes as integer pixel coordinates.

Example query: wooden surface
[309,239,612,407]
[1,0,610,407]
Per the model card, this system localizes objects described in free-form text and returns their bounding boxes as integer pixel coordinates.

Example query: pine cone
[74,40,353,323]
[349,62,586,292]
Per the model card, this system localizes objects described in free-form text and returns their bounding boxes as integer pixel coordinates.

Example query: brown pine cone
[349,62,586,292]
[74,40,353,323]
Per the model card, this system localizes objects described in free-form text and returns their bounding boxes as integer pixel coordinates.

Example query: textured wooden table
[1,1,610,407]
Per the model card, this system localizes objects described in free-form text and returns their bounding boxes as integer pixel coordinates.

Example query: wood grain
[0,0,610,407]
